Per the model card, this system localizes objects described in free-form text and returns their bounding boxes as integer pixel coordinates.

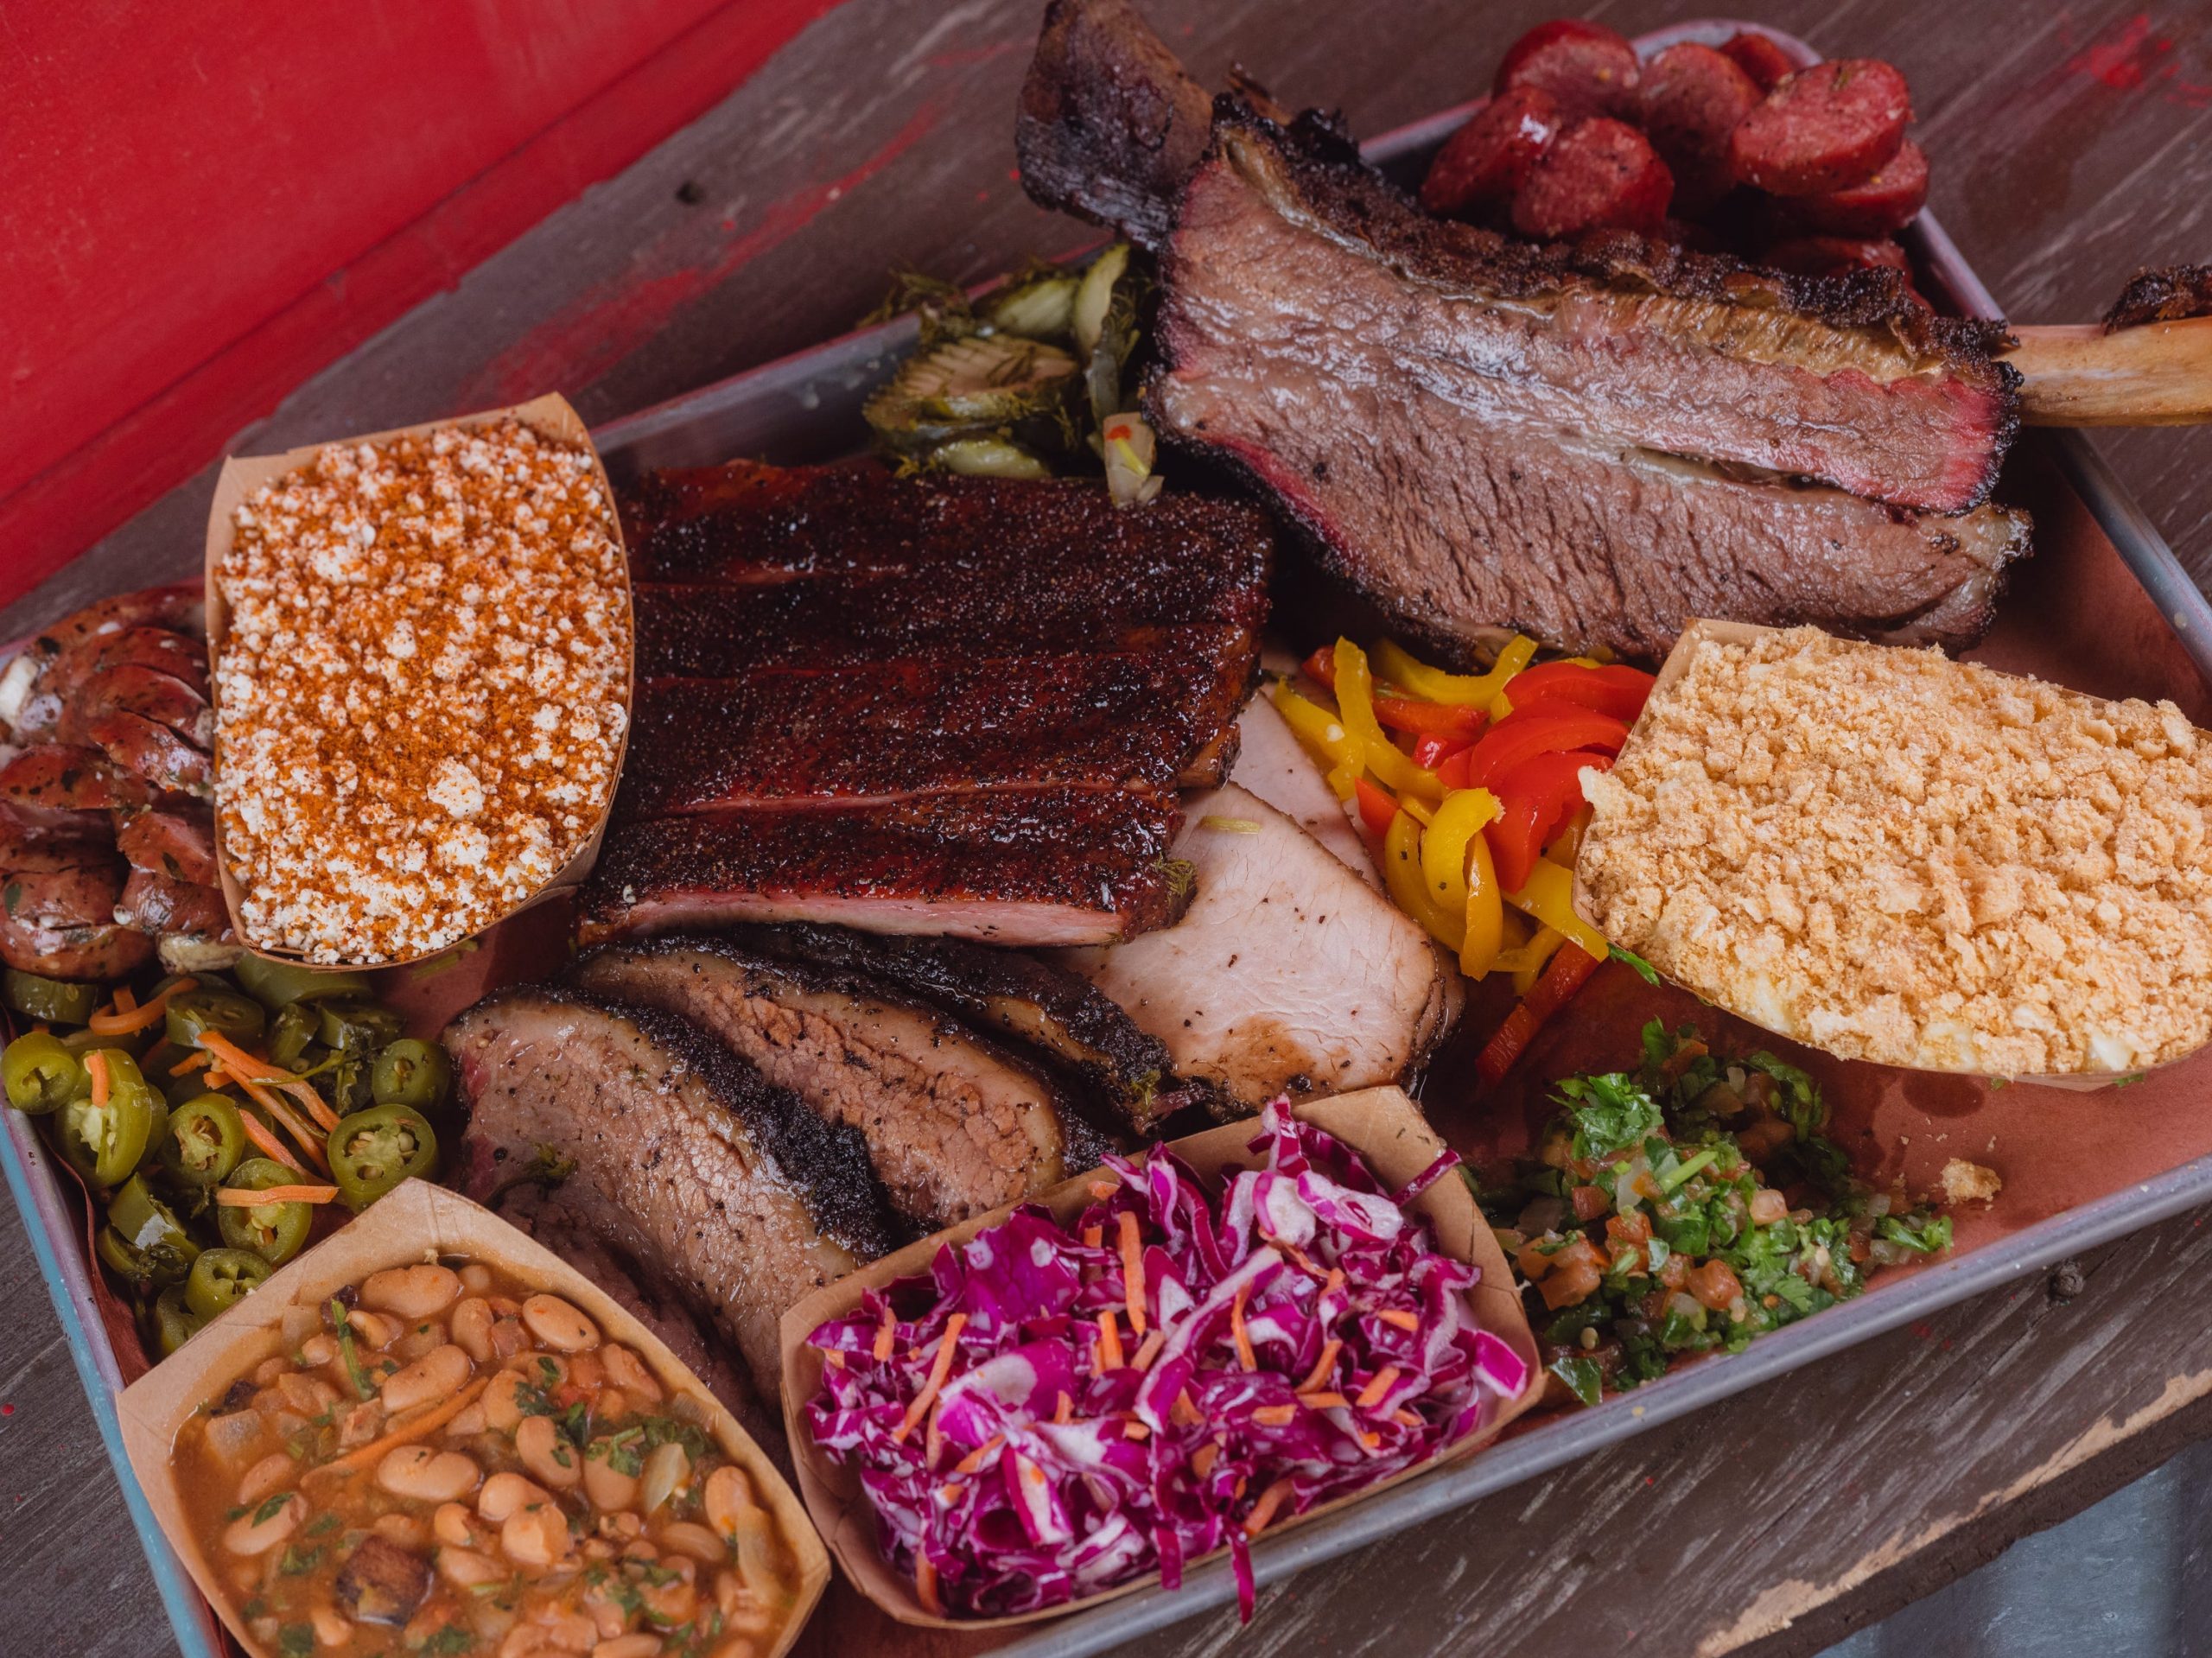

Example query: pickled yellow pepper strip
[1383,811,1464,950]
[1332,639,1444,799]
[1503,857,1609,960]
[1419,788,1500,918]
[1374,635,1539,711]
[1270,683,1365,802]
[1459,831,1505,978]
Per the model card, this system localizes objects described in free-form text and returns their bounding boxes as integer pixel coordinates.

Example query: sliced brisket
[709,921,1192,1132]
[446,984,897,1397]
[569,937,1109,1228]
[581,786,1189,948]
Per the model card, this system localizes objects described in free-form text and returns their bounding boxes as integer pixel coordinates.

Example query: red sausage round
[1511,117,1674,239]
[1729,59,1912,196]
[1779,140,1929,236]
[1720,31,1797,94]
[1637,41,1763,211]
[1420,86,1565,217]
[1494,19,1641,119]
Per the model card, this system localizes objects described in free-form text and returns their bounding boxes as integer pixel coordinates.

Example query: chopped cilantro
[279,1627,315,1658]
[1553,1070,1662,1162]
[251,1493,293,1526]
[1548,1354,1604,1407]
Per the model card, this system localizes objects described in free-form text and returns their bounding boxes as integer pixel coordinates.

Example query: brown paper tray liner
[200,393,634,968]
[117,1179,828,1658]
[1573,617,2186,1092]
[775,1086,1543,1630]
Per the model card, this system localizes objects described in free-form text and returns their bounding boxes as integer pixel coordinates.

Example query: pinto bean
[237,1452,296,1509]
[521,1293,599,1353]
[516,1414,582,1491]
[501,1501,574,1569]
[362,1264,462,1320]
[223,1491,303,1555]
[479,1471,554,1523]
[377,1446,481,1504]
[382,1344,471,1415]
[451,1297,495,1362]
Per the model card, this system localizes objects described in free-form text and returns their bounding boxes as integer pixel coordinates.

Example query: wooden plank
[3,4,2212,1658]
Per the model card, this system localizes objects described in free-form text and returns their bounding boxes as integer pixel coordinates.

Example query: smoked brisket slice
[581,786,1189,949]
[1150,117,2028,660]
[447,984,898,1398]
[569,937,1111,1229]
[702,921,1192,1132]
[620,649,1249,817]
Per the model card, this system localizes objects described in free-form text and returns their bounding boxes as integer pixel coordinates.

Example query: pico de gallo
[1271,635,1656,1082]
[1494,1022,1954,1407]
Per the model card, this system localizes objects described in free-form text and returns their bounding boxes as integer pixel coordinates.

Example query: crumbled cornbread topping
[214,419,630,962]
[1940,1158,2003,1205]
[1578,626,2212,1077]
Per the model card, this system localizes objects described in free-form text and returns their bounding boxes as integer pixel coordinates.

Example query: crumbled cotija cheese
[1577,626,2212,1077]
[214,420,630,962]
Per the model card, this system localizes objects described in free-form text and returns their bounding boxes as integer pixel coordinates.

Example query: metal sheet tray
[10,19,2212,1657]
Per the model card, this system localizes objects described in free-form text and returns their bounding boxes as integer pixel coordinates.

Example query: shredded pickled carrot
[88,977,194,1035]
[952,1433,1004,1475]
[1096,1309,1124,1371]
[284,1081,341,1134]
[169,1051,211,1077]
[234,1073,332,1172]
[873,1305,897,1362]
[236,1109,308,1175]
[86,1049,110,1108]
[1376,1308,1421,1332]
[1356,1365,1402,1410]
[1116,1210,1147,1336]
[195,1032,294,1085]
[214,1183,338,1207]
[893,1314,967,1444]
[1230,1284,1256,1372]
[319,1375,490,1475]
[1249,1404,1296,1428]
[1296,1391,1351,1411]
[1242,1477,1296,1536]
[111,986,137,1013]
[1132,1327,1166,1372]
[915,1554,944,1617]
[1080,1223,1102,1248]
[1296,1338,1343,1394]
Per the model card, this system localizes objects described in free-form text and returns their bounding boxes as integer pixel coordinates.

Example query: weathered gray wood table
[5,3,2212,1653]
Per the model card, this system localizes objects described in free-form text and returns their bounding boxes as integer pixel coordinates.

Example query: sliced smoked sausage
[1729,59,1911,197]
[1512,117,1674,238]
[1494,20,1641,119]
[1421,86,1564,217]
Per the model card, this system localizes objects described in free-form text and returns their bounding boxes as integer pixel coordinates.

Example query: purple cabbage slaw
[804,1099,1529,1622]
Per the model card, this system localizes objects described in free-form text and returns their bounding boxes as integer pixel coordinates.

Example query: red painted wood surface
[0,0,842,610]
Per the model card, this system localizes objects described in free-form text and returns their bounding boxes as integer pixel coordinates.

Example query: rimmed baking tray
[8,19,2211,1657]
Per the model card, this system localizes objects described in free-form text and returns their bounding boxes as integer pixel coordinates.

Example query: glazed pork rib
[588,460,1269,948]
[620,648,1249,816]
[582,786,1190,948]
[1018,1,2032,661]
[446,984,898,1399]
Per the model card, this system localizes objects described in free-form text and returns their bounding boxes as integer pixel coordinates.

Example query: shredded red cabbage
[804,1099,1529,1621]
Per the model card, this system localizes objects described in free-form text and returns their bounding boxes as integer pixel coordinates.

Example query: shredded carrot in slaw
[1242,1477,1297,1537]
[1132,1327,1166,1372]
[1356,1365,1402,1410]
[1249,1404,1296,1428]
[952,1434,1004,1475]
[1117,1210,1147,1335]
[1096,1309,1124,1371]
[1376,1308,1421,1332]
[892,1314,966,1444]
[1296,1338,1343,1394]
[915,1555,944,1617]
[873,1305,897,1362]
[1296,1391,1351,1411]
[1230,1283,1256,1372]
